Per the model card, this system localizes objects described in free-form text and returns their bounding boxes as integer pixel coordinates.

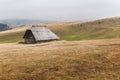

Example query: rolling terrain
[0,17,120,43]
[0,22,80,43]
[0,17,120,80]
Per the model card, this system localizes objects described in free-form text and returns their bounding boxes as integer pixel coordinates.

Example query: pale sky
[0,0,120,21]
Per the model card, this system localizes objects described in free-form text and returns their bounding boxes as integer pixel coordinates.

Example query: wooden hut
[23,25,59,44]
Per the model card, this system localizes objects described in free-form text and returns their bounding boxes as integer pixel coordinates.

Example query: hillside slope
[0,17,120,43]
[0,39,120,80]
[51,17,120,41]
[0,22,80,43]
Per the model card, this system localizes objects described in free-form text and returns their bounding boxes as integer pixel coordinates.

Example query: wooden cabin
[23,25,59,44]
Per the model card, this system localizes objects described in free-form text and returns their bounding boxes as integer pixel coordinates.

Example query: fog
[0,0,120,21]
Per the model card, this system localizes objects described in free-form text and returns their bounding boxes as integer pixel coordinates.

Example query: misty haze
[0,0,120,21]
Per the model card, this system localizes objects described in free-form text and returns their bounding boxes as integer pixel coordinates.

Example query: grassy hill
[0,17,120,80]
[51,17,120,41]
[0,39,120,80]
[0,17,120,43]
[0,27,27,43]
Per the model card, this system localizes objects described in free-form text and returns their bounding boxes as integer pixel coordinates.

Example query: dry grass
[0,39,120,80]
[1,17,120,43]
[0,22,81,43]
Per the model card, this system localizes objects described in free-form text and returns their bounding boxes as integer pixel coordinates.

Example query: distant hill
[0,17,120,43]
[54,17,120,41]
[0,19,52,26]
[0,23,9,31]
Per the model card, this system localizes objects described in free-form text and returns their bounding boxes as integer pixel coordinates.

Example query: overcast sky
[0,0,120,21]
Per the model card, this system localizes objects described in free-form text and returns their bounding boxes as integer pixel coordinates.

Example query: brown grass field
[0,39,120,80]
[0,18,120,80]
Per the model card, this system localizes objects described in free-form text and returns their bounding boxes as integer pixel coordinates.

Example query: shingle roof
[31,26,59,41]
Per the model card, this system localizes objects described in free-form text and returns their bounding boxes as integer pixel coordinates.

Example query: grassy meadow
[0,39,120,80]
[0,17,120,80]
[0,17,120,43]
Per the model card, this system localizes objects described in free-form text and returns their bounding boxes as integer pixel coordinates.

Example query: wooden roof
[23,26,59,41]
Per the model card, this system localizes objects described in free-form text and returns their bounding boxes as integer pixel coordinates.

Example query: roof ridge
[32,24,47,27]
